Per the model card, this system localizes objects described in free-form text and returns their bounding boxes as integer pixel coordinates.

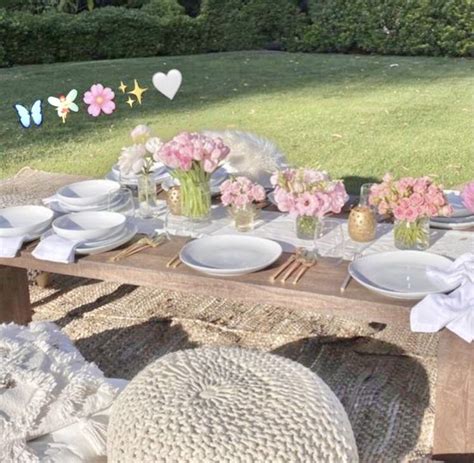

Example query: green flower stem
[174,165,211,220]
[394,218,430,250]
[296,215,318,240]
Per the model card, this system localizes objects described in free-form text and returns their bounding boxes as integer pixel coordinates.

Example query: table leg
[432,329,474,462]
[0,265,32,325]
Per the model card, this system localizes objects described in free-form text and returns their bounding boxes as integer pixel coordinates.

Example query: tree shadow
[51,283,138,330]
[272,333,432,462]
[75,317,197,379]
[341,175,380,196]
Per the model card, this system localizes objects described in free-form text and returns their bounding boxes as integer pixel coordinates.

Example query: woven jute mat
[3,169,440,462]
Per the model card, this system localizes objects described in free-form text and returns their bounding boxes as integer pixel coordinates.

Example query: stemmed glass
[314,217,345,265]
[108,187,136,217]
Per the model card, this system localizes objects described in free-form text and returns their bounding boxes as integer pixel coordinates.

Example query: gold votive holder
[348,206,377,242]
[166,186,182,216]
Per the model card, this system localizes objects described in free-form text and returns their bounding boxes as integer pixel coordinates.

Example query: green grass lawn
[1,51,473,193]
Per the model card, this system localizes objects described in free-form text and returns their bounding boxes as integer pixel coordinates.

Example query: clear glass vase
[295,215,320,240]
[137,173,157,218]
[230,204,257,232]
[179,171,211,221]
[393,217,430,250]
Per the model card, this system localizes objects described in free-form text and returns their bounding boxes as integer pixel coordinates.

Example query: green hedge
[298,0,473,56]
[0,0,472,66]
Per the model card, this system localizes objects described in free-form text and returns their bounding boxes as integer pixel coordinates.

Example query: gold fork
[110,233,166,262]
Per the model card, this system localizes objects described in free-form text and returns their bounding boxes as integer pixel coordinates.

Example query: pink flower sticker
[83,84,116,117]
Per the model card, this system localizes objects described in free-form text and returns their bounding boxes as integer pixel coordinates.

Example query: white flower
[145,136,164,160]
[118,144,147,175]
[130,124,152,143]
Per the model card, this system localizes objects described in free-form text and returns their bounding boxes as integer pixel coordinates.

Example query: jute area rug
[2,169,440,463]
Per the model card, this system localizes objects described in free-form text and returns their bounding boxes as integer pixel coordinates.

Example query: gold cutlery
[166,237,194,268]
[110,233,166,262]
[293,255,317,285]
[269,254,296,282]
[340,252,360,293]
[281,258,303,283]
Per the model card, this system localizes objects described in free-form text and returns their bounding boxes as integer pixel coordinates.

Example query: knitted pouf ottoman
[108,347,358,463]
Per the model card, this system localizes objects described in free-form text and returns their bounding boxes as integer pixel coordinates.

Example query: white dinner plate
[107,164,170,186]
[0,206,54,238]
[75,222,137,255]
[430,214,474,230]
[57,180,120,207]
[47,190,128,214]
[180,235,282,277]
[53,211,126,241]
[348,251,458,300]
[443,190,471,218]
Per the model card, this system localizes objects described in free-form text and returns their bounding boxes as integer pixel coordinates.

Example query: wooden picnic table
[0,231,472,461]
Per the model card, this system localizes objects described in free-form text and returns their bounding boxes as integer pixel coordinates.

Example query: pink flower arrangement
[158,132,230,174]
[220,177,266,208]
[461,181,474,213]
[83,84,115,117]
[369,173,452,222]
[271,168,348,218]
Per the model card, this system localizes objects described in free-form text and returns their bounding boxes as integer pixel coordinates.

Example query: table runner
[157,205,472,259]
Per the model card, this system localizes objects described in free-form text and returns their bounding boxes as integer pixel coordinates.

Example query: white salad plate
[47,190,128,214]
[430,214,474,230]
[348,251,458,300]
[75,222,137,255]
[443,189,471,218]
[57,180,121,207]
[52,211,126,241]
[180,235,282,277]
[0,205,54,238]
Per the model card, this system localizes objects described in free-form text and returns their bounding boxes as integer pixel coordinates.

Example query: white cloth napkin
[32,234,83,264]
[411,253,474,342]
[0,235,26,258]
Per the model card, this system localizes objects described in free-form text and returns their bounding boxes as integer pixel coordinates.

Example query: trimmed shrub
[301,0,473,56]
[142,0,185,16]
[200,0,302,51]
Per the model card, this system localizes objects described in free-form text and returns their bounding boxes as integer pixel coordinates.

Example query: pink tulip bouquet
[157,132,230,219]
[369,173,452,249]
[461,181,474,213]
[271,168,348,239]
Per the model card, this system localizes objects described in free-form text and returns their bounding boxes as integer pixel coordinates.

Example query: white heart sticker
[152,69,182,100]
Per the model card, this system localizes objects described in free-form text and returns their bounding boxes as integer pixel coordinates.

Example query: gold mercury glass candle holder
[348,206,377,242]
[166,186,182,216]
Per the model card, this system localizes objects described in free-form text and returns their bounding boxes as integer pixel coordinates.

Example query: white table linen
[0,235,26,258]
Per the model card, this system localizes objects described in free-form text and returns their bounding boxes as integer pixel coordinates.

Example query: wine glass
[108,187,135,217]
[314,218,345,264]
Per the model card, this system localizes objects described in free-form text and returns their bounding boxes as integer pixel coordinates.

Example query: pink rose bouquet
[461,181,474,213]
[271,168,348,239]
[369,173,452,221]
[220,177,266,208]
[157,132,230,219]
[369,173,452,250]
[271,168,348,218]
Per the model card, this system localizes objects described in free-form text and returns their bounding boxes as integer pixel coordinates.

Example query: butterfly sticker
[48,89,79,123]
[13,100,43,129]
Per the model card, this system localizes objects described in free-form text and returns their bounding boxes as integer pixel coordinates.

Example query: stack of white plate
[348,251,459,300]
[48,180,126,214]
[430,190,474,230]
[0,206,54,242]
[50,211,137,255]
[106,163,170,186]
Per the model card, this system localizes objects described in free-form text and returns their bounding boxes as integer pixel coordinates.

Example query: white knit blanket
[0,322,122,462]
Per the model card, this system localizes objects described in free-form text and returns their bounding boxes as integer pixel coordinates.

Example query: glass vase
[393,217,430,250]
[230,204,257,232]
[179,171,211,221]
[137,173,157,218]
[295,215,320,240]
